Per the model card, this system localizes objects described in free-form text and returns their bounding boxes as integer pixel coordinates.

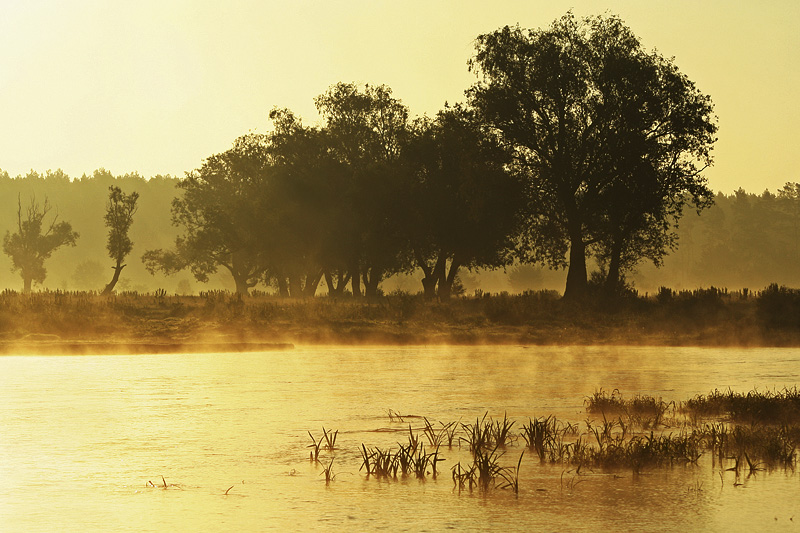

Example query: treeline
[0,169,799,296]
[633,187,800,292]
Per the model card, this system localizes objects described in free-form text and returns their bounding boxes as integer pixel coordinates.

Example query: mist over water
[2,345,800,531]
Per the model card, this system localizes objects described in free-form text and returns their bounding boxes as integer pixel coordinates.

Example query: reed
[683,387,800,425]
[321,458,336,484]
[520,415,557,461]
[498,451,523,494]
[423,417,458,448]
[490,412,516,448]
[308,431,322,462]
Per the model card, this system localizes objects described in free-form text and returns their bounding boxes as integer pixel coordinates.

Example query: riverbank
[1,286,799,351]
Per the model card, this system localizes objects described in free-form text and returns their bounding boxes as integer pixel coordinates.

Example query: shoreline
[0,340,294,355]
[2,288,800,352]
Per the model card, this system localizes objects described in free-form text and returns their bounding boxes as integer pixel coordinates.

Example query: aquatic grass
[308,427,338,462]
[460,413,515,453]
[490,412,516,448]
[683,387,800,425]
[520,415,558,462]
[146,476,183,490]
[342,391,800,493]
[451,462,477,492]
[423,417,458,448]
[359,445,399,479]
[586,390,673,429]
[321,458,336,484]
[498,451,524,494]
[322,427,338,451]
[460,413,492,454]
[307,431,322,462]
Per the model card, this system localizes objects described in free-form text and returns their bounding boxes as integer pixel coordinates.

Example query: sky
[0,0,798,193]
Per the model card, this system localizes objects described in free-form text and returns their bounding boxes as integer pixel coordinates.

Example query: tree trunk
[324,272,337,295]
[232,273,250,296]
[102,262,125,295]
[288,274,303,298]
[23,276,32,294]
[363,267,383,299]
[563,233,588,301]
[325,270,351,296]
[415,250,439,299]
[350,262,362,297]
[438,258,461,300]
[421,276,437,299]
[604,237,624,298]
[303,270,324,298]
[277,277,289,297]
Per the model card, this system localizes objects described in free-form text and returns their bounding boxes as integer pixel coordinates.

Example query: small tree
[3,195,79,293]
[102,186,139,294]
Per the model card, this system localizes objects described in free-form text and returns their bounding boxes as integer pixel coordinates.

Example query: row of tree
[142,13,717,300]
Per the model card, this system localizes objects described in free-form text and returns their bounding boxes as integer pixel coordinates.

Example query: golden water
[1,346,799,531]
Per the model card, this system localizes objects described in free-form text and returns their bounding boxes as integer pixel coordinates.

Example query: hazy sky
[1,0,797,193]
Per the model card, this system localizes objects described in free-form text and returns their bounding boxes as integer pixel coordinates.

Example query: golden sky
[1,0,797,193]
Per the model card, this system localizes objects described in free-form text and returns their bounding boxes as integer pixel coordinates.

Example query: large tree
[3,196,79,293]
[314,82,412,298]
[402,105,522,299]
[263,108,343,298]
[142,134,270,295]
[469,13,717,299]
[101,186,139,294]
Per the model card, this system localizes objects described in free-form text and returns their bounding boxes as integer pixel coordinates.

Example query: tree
[264,108,344,298]
[469,13,717,299]
[315,82,413,298]
[402,105,522,299]
[102,186,139,294]
[142,134,270,295]
[3,195,79,292]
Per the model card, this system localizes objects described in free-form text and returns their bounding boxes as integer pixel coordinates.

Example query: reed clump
[360,427,443,480]
[586,389,674,428]
[354,389,800,495]
[683,387,800,425]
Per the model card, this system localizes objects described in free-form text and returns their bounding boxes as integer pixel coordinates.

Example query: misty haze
[2,3,800,532]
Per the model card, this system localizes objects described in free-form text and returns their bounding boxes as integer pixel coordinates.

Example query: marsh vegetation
[306,389,800,495]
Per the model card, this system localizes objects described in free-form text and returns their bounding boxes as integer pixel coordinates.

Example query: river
[2,345,799,531]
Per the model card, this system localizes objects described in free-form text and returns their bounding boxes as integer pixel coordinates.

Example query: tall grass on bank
[4,284,800,345]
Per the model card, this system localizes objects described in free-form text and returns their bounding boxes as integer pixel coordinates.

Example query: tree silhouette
[402,105,521,299]
[101,186,139,294]
[3,195,78,292]
[142,134,270,295]
[315,82,412,298]
[469,13,716,299]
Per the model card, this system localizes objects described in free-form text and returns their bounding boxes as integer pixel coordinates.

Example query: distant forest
[0,168,796,295]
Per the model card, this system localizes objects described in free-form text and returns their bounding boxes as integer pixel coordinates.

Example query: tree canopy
[468,13,717,299]
[401,105,522,298]
[142,134,271,295]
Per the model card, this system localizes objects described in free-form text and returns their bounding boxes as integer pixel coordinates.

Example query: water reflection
[1,346,800,531]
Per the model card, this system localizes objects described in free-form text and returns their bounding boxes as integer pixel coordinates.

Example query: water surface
[2,345,799,531]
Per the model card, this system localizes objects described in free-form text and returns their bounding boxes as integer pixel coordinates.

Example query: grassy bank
[2,284,800,349]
